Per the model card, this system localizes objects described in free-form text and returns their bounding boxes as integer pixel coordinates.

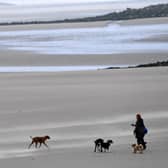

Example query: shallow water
[0,23,168,54]
[0,65,130,72]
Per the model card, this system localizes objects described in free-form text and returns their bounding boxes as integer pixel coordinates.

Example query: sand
[0,21,110,31]
[0,17,168,167]
[0,67,168,167]
[0,50,167,66]
[118,17,168,26]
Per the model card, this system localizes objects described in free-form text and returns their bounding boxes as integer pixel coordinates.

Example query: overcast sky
[0,0,168,23]
[0,0,129,5]
[1,0,168,5]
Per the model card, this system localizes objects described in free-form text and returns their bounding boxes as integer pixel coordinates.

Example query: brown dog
[28,135,50,149]
[132,144,144,154]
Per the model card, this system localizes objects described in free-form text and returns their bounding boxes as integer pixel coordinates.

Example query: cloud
[0,0,132,5]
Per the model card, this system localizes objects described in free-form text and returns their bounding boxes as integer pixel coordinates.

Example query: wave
[0,23,168,54]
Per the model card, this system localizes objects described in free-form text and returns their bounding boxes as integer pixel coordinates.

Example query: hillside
[69,3,168,22]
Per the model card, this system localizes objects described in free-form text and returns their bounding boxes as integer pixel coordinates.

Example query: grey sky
[0,0,167,23]
[1,0,168,5]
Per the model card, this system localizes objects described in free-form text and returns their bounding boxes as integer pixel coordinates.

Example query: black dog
[94,138,104,152]
[94,139,113,152]
[101,140,113,152]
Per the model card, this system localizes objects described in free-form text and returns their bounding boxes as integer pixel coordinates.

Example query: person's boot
[143,142,147,150]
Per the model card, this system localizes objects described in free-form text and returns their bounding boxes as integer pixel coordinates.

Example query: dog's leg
[94,144,97,152]
[39,142,42,148]
[98,145,102,152]
[35,142,38,148]
[100,145,103,152]
[43,142,49,148]
[28,142,33,149]
[139,150,143,154]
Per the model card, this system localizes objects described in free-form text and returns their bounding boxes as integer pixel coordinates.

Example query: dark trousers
[137,136,146,149]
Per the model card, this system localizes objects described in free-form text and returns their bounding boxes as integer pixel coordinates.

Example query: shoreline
[0,17,167,68]
[0,59,167,73]
[0,17,168,31]
[0,20,110,31]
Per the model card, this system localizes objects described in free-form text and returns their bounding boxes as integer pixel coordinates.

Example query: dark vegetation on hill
[67,3,168,22]
[0,3,168,26]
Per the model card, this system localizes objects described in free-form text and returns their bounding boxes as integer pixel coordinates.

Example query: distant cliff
[0,3,168,26]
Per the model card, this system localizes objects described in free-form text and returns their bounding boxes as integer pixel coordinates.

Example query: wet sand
[0,67,168,167]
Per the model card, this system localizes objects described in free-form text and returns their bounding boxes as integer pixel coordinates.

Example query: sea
[0,23,168,55]
[0,0,168,72]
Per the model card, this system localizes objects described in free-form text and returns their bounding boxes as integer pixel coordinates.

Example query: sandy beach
[0,67,168,167]
[0,50,167,66]
[0,17,168,167]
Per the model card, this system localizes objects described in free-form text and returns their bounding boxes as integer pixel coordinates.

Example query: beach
[0,17,168,167]
[0,67,168,167]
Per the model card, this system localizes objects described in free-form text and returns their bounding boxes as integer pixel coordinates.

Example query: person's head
[136,113,142,120]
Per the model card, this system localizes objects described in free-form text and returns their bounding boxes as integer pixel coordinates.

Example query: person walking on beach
[131,113,147,150]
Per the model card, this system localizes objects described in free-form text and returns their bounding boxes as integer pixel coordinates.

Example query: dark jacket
[134,118,145,138]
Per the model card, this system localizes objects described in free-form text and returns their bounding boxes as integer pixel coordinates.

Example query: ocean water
[0,23,168,55]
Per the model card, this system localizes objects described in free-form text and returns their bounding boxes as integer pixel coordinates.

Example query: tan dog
[28,135,50,149]
[132,144,144,154]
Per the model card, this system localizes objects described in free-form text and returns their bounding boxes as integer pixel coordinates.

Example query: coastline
[117,17,168,26]
[0,20,110,31]
[0,17,167,31]
[0,17,168,67]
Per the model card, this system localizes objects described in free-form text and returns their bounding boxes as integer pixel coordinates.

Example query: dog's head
[138,144,144,151]
[132,144,137,148]
[45,135,50,140]
[107,140,113,144]
[132,144,144,153]
[95,138,104,144]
